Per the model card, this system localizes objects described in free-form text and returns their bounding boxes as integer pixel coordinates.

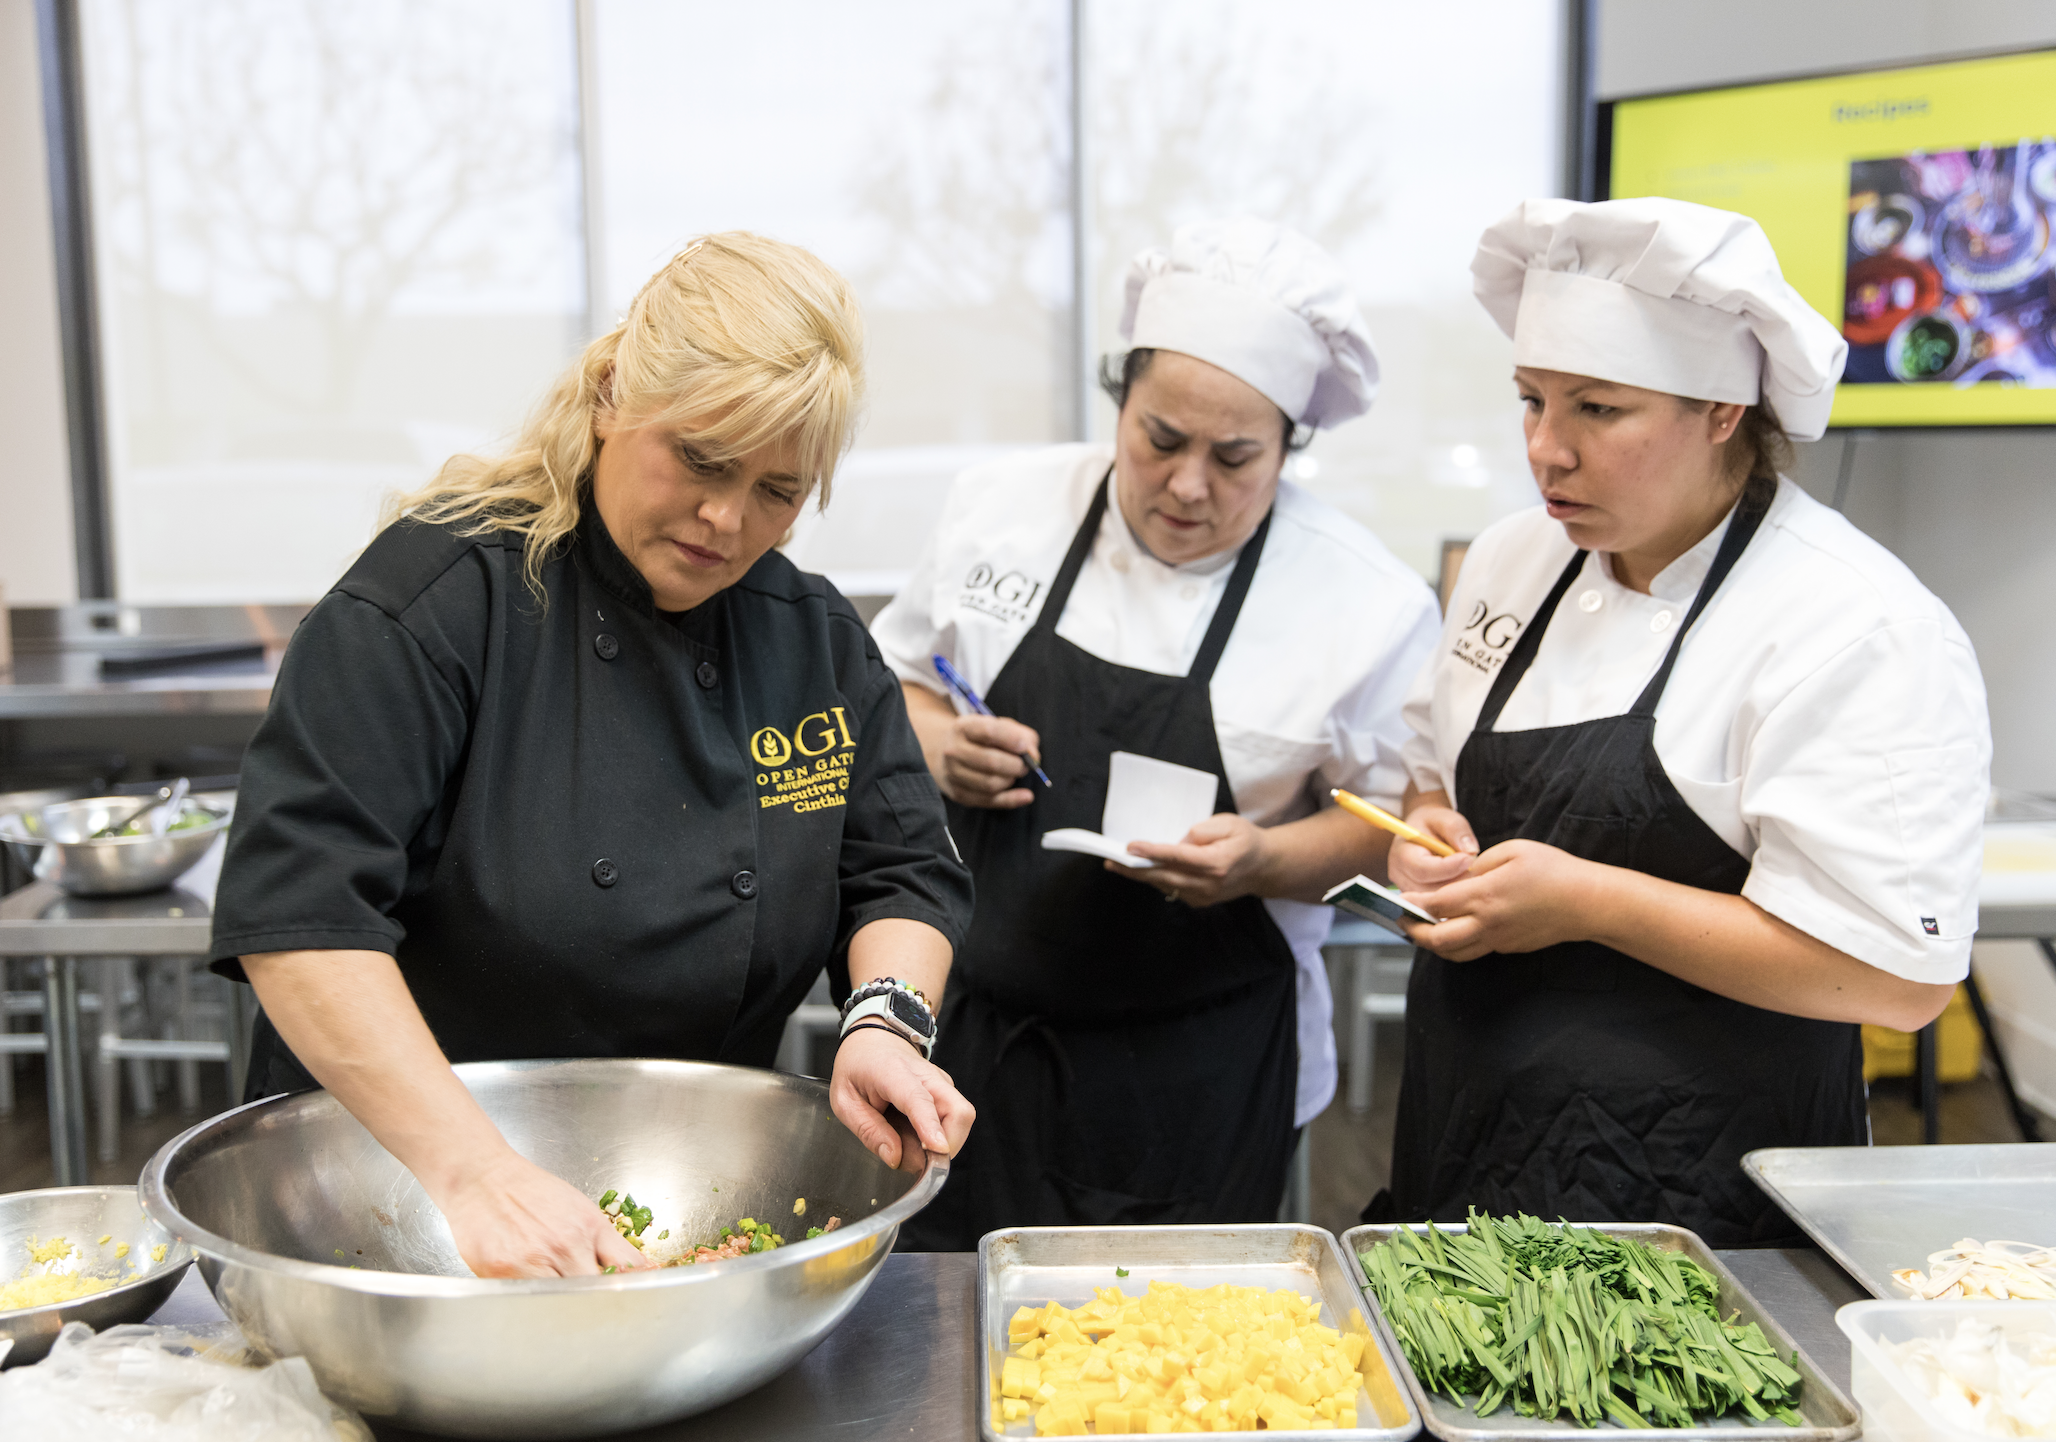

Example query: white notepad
[1041,751,1219,870]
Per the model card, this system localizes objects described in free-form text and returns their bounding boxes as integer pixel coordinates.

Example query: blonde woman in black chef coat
[209,234,976,1278]
[1377,199,1991,1246]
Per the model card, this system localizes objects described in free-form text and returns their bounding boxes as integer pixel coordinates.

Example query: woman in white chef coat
[872,220,1441,1247]
[1378,198,1991,1247]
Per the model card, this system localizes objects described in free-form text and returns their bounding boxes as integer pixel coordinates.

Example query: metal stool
[1344,942,1413,1115]
[93,955,231,1162]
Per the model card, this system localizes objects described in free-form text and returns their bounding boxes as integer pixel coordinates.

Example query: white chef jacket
[1402,476,1990,983]
[872,443,1443,1126]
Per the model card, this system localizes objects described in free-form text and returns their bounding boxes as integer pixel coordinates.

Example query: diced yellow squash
[1000,1356,1040,1399]
[1010,1304,1044,1343]
[1339,1331,1366,1368]
[1094,1402,1132,1434]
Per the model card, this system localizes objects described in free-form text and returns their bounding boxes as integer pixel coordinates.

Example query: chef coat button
[731,870,757,900]
[1577,589,1604,613]
[695,661,719,689]
[594,633,620,661]
[591,858,619,888]
[1650,609,1675,633]
[1110,551,1131,573]
[1180,583,1199,601]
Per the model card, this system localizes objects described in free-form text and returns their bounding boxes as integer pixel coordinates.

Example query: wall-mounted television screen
[1604,48,2056,428]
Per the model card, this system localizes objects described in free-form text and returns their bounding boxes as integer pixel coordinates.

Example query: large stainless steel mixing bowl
[140,1057,947,1439]
[0,794,231,895]
[0,1185,195,1366]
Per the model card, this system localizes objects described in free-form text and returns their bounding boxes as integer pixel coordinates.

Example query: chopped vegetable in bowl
[592,1190,841,1272]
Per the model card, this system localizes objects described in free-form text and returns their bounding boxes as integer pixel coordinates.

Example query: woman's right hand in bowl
[934,714,1042,810]
[1387,805,1479,895]
[434,1149,650,1279]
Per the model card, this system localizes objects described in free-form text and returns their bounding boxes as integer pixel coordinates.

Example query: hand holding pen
[931,655,1052,795]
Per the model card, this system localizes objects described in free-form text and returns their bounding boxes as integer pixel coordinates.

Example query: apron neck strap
[1035,469,1114,633]
[1190,507,1272,685]
[1036,468,1274,688]
[1626,492,1770,719]
[1474,547,1588,733]
[1473,491,1772,734]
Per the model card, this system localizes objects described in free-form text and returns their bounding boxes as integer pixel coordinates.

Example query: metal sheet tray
[1340,1222,1860,1442]
[976,1223,1421,1440]
[1744,1143,2056,1299]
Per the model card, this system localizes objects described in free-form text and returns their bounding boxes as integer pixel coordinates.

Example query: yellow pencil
[1330,788,1458,858]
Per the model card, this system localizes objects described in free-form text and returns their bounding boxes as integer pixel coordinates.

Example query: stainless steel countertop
[143,1244,1864,1441]
[0,841,221,956]
[0,648,277,718]
[1,602,298,718]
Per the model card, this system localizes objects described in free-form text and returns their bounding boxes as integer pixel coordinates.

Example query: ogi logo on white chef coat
[957,562,1048,626]
[1451,600,1522,676]
[753,707,855,815]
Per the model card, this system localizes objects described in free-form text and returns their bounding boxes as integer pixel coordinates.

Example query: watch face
[888,990,935,1037]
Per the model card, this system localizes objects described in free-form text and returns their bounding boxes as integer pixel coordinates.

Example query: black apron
[1379,499,1865,1248]
[903,476,1299,1250]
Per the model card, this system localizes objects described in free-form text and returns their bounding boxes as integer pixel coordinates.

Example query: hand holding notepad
[1041,752,1219,869]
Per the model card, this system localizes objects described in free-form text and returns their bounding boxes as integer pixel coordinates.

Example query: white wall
[0,0,75,604]
[1599,0,2056,795]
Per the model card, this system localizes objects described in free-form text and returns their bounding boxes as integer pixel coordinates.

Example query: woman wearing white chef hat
[872,218,1441,1247]
[1376,197,1991,1246]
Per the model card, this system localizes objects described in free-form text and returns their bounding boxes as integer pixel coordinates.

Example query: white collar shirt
[871,443,1443,1124]
[1402,477,1990,983]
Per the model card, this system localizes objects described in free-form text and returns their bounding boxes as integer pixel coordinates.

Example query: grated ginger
[0,1271,115,1312]
[27,1234,76,1265]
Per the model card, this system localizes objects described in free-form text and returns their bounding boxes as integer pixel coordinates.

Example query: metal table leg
[42,956,89,1185]
[1915,1021,1939,1145]
[226,980,254,1103]
[1962,971,2042,1142]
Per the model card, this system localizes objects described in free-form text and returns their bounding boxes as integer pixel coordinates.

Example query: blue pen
[931,654,1052,788]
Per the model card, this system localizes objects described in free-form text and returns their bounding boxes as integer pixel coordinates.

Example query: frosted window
[1088,0,1561,579]
[79,0,586,602]
[586,0,1076,589]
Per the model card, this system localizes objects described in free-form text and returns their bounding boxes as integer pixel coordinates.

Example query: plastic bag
[0,1321,370,1440]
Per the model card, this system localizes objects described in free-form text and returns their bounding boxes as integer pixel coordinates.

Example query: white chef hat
[1472,197,1847,441]
[1120,218,1378,429]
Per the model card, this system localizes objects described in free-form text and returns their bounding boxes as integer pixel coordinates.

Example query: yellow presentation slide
[1610,49,2056,427]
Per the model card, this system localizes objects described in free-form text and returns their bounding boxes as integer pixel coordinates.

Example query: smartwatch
[839,980,937,1059]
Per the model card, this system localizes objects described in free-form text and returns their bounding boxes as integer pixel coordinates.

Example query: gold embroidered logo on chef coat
[957,562,1048,625]
[1451,600,1523,675]
[753,707,855,815]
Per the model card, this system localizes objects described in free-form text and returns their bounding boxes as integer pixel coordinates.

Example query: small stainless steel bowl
[0,795,231,896]
[141,1057,948,1439]
[0,1184,195,1366]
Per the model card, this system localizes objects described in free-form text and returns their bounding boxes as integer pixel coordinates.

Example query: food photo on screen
[1842,141,2056,387]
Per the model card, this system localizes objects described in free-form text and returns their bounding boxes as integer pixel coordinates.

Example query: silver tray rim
[1340,1220,1861,1442]
[974,1222,1423,1442]
[1742,1143,2056,1300]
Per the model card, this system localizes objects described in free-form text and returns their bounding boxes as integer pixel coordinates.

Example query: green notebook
[1322,874,1439,939]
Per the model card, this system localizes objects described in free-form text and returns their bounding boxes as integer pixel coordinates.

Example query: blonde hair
[382,231,864,596]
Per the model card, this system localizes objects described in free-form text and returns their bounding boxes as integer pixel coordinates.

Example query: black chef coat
[209,506,971,1085]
